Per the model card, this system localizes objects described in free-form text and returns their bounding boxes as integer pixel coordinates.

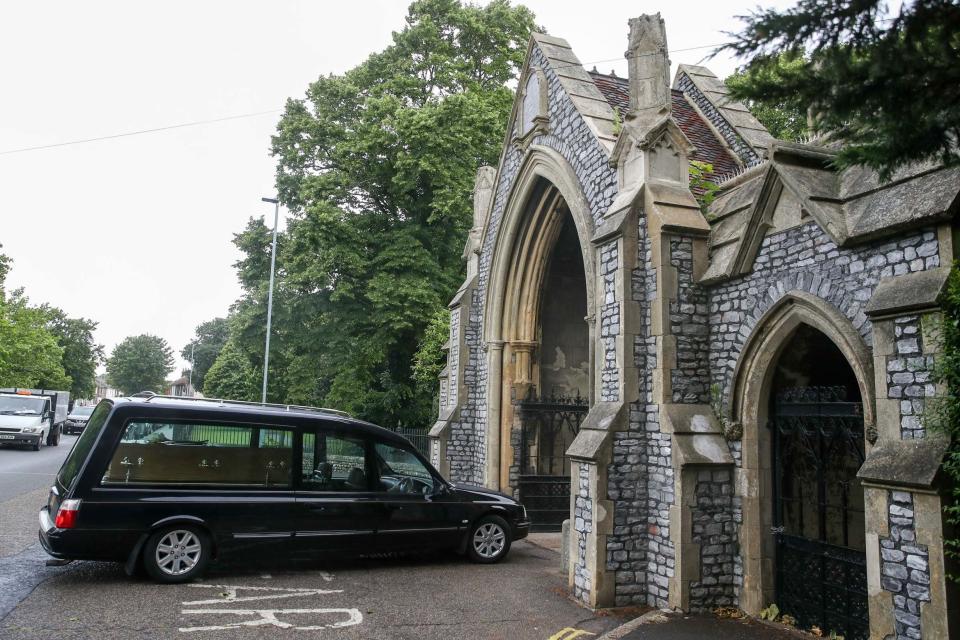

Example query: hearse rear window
[101,421,293,487]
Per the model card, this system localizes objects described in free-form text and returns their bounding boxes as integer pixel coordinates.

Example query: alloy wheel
[472,522,506,559]
[155,529,202,576]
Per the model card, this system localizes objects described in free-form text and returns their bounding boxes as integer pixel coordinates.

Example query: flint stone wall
[708,222,939,415]
[880,491,931,640]
[445,42,618,484]
[688,469,739,611]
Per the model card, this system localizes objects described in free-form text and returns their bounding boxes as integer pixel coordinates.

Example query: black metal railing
[396,426,430,458]
[771,385,868,640]
[514,389,588,476]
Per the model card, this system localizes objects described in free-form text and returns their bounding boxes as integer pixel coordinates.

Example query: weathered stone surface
[865,267,952,317]
[857,435,950,489]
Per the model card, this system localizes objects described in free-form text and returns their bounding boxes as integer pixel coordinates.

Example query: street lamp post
[261,196,280,404]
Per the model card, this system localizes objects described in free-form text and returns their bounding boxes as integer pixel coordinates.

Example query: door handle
[770,526,784,534]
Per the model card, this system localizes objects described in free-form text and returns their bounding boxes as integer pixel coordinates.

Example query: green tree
[227,0,536,427]
[0,248,71,390]
[724,54,808,141]
[203,340,258,401]
[722,0,960,177]
[930,266,960,581]
[106,334,174,395]
[181,317,230,392]
[40,307,104,399]
[412,308,451,404]
[0,293,71,390]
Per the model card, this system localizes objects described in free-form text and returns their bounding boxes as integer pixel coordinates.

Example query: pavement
[606,611,804,640]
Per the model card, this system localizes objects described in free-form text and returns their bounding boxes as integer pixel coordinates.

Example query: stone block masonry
[599,240,621,401]
[885,315,936,439]
[573,463,593,602]
[708,222,938,413]
[444,41,621,486]
[880,491,930,640]
[670,237,710,404]
[687,469,739,611]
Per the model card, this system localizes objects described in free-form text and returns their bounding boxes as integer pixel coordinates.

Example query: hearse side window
[301,431,369,491]
[101,421,293,487]
[374,441,434,495]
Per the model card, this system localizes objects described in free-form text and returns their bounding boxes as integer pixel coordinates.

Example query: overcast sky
[0,0,795,377]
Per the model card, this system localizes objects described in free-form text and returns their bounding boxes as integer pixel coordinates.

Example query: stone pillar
[485,341,504,490]
[859,266,958,640]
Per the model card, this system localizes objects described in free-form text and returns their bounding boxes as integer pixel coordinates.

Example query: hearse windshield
[0,395,45,415]
[57,402,111,490]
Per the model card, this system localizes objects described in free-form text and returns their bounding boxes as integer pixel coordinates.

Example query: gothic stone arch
[483,145,596,491]
[729,290,876,615]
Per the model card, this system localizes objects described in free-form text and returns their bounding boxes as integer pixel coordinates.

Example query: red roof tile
[588,71,740,192]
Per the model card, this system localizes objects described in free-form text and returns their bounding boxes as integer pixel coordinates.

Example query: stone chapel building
[428,14,959,640]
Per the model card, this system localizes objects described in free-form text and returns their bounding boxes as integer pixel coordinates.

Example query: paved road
[0,437,625,639]
[1,541,624,640]
[0,435,78,621]
[0,434,77,501]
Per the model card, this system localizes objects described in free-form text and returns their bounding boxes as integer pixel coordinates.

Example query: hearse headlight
[522,505,528,520]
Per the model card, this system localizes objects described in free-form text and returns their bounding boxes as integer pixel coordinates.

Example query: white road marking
[182,584,341,606]
[179,608,363,632]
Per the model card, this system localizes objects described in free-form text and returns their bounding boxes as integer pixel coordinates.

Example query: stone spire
[625,13,671,127]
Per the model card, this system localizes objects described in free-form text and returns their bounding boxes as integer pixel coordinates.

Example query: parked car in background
[39,395,529,583]
[0,388,70,450]
[63,405,95,435]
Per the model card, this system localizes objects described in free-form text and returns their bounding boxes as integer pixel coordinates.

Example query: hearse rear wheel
[143,525,211,583]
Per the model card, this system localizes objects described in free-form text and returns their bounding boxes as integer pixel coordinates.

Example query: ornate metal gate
[771,386,869,640]
[514,391,587,532]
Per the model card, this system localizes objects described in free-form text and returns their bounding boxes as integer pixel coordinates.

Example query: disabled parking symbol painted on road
[178,583,363,633]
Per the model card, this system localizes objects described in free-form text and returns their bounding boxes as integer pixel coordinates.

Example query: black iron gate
[771,386,869,640]
[515,391,587,532]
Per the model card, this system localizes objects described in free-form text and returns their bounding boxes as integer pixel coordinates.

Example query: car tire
[32,431,44,451]
[47,428,60,447]
[466,514,511,564]
[143,525,211,584]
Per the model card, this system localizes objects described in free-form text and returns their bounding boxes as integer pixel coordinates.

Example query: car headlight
[521,505,528,520]
[23,427,41,433]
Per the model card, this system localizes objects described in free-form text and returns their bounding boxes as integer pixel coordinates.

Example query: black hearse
[39,395,529,583]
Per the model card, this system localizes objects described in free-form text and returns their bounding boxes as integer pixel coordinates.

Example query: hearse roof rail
[129,391,352,418]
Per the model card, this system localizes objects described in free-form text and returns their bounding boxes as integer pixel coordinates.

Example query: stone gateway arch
[429,14,960,640]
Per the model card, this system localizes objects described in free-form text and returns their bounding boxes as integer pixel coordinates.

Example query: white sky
[0,0,795,375]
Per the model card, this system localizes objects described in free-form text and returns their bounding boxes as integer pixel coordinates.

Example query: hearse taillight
[54,499,81,529]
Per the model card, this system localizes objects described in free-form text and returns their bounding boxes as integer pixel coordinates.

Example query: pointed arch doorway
[733,295,872,640]
[769,325,868,639]
[487,172,594,532]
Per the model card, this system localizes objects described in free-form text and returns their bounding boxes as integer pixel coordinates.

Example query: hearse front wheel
[466,515,511,564]
[143,526,211,583]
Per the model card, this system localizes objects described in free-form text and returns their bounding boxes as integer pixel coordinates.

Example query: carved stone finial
[625,14,670,121]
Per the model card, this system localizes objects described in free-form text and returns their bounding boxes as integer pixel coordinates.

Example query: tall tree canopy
[724,54,808,142]
[0,293,71,390]
[722,0,960,177]
[204,339,259,401]
[181,317,230,393]
[40,307,103,399]
[223,0,536,427]
[106,334,174,395]
[0,247,73,390]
